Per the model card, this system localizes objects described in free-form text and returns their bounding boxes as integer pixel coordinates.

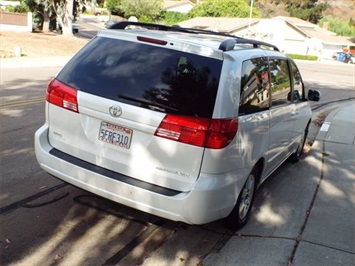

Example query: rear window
[57,36,223,118]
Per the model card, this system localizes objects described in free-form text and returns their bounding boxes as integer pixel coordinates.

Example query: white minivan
[35,22,320,230]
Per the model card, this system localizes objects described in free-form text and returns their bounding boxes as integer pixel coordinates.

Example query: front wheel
[224,166,258,231]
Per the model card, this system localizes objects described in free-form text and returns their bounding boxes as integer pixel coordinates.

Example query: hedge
[287,54,318,61]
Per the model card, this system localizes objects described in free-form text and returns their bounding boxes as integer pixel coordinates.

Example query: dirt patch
[312,112,328,128]
[304,107,337,151]
[0,31,89,58]
[312,108,337,128]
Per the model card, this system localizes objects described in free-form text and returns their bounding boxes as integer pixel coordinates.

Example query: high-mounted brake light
[46,79,79,113]
[137,36,167,45]
[154,115,238,149]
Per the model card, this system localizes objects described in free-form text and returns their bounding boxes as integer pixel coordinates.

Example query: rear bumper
[35,124,247,224]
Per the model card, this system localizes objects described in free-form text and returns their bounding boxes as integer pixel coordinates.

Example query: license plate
[98,121,133,149]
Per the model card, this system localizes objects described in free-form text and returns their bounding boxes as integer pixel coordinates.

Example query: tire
[224,166,259,231]
[289,124,309,163]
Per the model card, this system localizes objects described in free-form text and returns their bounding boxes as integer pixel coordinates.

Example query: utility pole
[248,0,253,38]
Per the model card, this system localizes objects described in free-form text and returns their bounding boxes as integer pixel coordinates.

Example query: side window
[269,59,292,107]
[291,61,303,102]
[239,57,270,115]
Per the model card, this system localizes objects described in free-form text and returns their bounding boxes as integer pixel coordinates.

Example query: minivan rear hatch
[48,33,223,192]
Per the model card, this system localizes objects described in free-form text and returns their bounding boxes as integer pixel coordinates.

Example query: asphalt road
[297,60,355,110]
[0,61,354,265]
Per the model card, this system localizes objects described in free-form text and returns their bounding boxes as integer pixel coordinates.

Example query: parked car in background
[57,20,79,34]
[35,21,320,231]
[332,51,344,61]
[344,53,355,64]
[332,51,355,63]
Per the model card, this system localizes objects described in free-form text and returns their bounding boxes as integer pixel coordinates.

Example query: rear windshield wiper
[118,94,179,113]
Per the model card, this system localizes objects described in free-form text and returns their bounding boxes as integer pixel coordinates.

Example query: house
[164,0,194,14]
[270,16,353,58]
[0,1,20,9]
[178,16,354,59]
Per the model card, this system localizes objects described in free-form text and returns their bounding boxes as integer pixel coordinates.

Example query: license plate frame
[98,121,133,149]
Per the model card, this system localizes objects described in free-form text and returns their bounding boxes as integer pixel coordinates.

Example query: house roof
[178,17,259,33]
[163,0,193,10]
[178,16,354,46]
[273,16,353,45]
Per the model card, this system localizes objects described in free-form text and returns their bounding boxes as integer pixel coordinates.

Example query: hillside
[322,0,355,20]
[256,0,355,21]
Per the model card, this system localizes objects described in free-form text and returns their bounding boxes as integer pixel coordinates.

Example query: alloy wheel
[238,174,255,220]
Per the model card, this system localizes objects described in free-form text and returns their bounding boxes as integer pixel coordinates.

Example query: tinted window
[239,57,270,115]
[269,59,291,106]
[57,37,222,118]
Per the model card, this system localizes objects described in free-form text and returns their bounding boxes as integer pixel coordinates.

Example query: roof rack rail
[110,21,172,31]
[220,38,280,52]
[109,21,280,52]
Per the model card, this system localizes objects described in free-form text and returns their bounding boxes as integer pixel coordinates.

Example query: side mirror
[308,89,321,102]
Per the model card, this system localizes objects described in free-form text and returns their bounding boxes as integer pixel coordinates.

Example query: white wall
[167,4,193,14]
[322,43,345,59]
[0,0,20,8]
[0,12,32,32]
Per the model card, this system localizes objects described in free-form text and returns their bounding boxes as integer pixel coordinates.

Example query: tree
[24,0,82,35]
[319,16,355,37]
[188,0,262,18]
[120,0,163,21]
[52,0,75,35]
[284,0,326,24]
[106,0,123,16]
[5,2,29,13]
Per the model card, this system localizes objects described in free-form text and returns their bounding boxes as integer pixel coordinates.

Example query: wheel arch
[254,158,264,188]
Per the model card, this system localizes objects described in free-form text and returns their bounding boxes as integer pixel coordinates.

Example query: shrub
[5,3,29,13]
[162,11,188,25]
[319,17,355,37]
[287,54,318,61]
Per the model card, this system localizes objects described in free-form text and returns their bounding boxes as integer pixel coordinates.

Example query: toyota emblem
[109,106,122,117]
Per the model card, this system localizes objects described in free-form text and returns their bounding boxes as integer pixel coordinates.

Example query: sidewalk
[294,102,355,265]
[203,102,355,265]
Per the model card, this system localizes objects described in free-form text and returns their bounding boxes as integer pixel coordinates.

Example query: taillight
[154,115,238,149]
[46,79,79,113]
[206,119,238,149]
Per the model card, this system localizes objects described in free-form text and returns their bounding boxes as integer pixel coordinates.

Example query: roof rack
[109,21,280,52]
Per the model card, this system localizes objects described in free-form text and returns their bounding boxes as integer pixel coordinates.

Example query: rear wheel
[224,166,258,231]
